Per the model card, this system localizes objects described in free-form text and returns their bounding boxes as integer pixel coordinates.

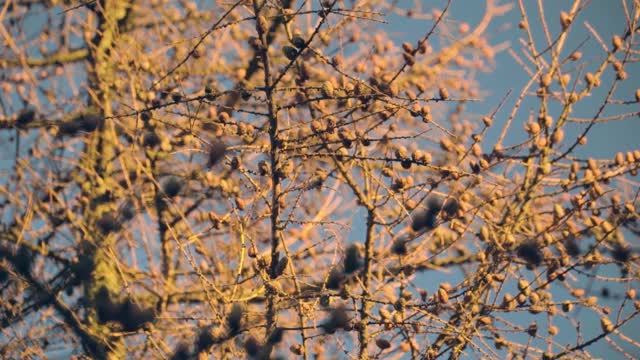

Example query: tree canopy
[0,0,639,359]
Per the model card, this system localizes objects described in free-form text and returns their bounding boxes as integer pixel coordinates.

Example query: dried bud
[418,41,429,54]
[517,278,529,292]
[290,344,303,355]
[551,128,564,144]
[291,35,306,49]
[560,11,572,30]
[403,52,415,66]
[478,316,492,326]
[437,287,449,304]
[411,149,425,162]
[526,121,541,135]
[283,45,298,60]
[322,81,335,97]
[395,146,408,160]
[612,35,623,51]
[626,151,636,163]
[568,92,578,103]
[541,73,552,87]
[439,87,449,100]
[502,293,515,309]
[440,138,454,152]
[402,42,414,53]
[600,317,614,333]
[235,197,246,211]
[388,83,399,97]
[571,288,585,298]
[171,90,183,102]
[331,55,343,67]
[310,119,325,134]
[375,338,391,350]
[529,292,540,305]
